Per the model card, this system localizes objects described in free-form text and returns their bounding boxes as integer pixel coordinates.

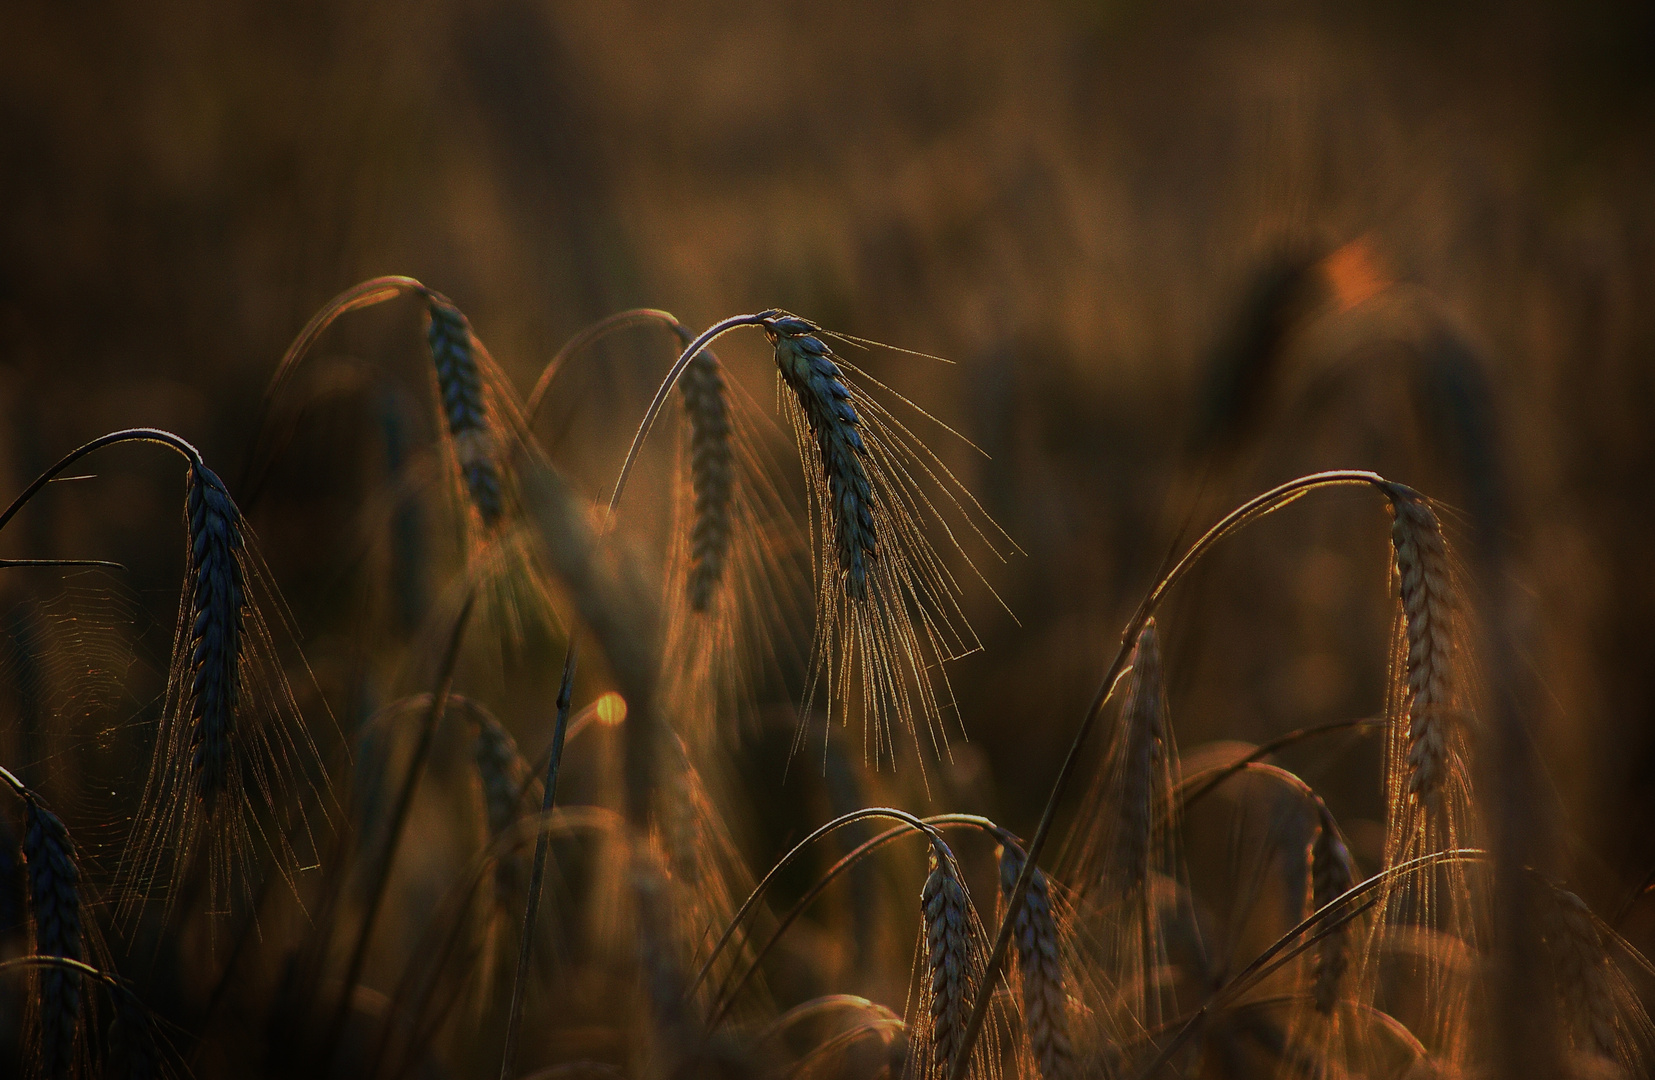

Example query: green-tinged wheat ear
[996,837,1071,1080]
[679,348,734,612]
[425,296,503,526]
[186,463,245,816]
[1387,488,1455,809]
[1544,886,1619,1060]
[767,316,876,600]
[23,796,82,1080]
[923,839,974,1079]
[1307,795,1355,1014]
[1113,620,1166,891]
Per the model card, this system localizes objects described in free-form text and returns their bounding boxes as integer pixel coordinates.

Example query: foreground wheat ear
[760,312,1017,768]
[0,429,331,924]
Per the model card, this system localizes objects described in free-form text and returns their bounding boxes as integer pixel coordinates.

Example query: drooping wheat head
[650,734,756,1013]
[1538,883,1655,1072]
[23,796,82,1080]
[117,463,330,927]
[1351,483,1486,1069]
[1061,619,1180,1033]
[663,342,810,749]
[465,699,535,902]
[1308,794,1356,1017]
[184,463,245,815]
[995,835,1072,1080]
[1387,488,1458,814]
[425,296,504,529]
[907,837,1004,1080]
[762,313,1016,771]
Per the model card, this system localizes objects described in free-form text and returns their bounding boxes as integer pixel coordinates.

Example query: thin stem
[1177,717,1384,812]
[604,313,770,525]
[708,814,1000,1029]
[321,589,477,1071]
[241,276,427,503]
[497,640,579,1080]
[0,428,203,536]
[0,558,126,570]
[524,308,693,423]
[689,807,942,1002]
[947,470,1391,1080]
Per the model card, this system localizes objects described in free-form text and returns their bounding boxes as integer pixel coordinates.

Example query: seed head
[426,297,503,526]
[679,349,734,612]
[767,316,876,600]
[922,841,974,1079]
[998,838,1071,1080]
[1387,488,1455,808]
[186,463,246,816]
[23,797,82,1080]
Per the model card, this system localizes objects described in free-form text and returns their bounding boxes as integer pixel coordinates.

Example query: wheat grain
[767,316,877,601]
[467,702,532,898]
[923,839,974,1080]
[425,295,503,527]
[996,837,1071,1080]
[23,796,82,1080]
[1386,487,1454,809]
[186,462,246,815]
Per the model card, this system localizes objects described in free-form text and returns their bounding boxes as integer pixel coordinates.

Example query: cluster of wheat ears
[0,275,1649,1080]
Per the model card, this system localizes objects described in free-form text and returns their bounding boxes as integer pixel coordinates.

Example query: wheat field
[2,2,1653,1078]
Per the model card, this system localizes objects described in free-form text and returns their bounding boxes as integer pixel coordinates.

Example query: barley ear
[1386,487,1455,809]
[1307,795,1355,1015]
[185,463,246,816]
[1544,886,1620,1060]
[996,836,1071,1080]
[1113,620,1166,892]
[425,296,503,526]
[923,840,975,1080]
[679,348,734,612]
[23,796,83,1080]
[767,316,876,600]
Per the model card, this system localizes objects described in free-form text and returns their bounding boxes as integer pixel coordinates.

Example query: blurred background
[2,0,1654,1068]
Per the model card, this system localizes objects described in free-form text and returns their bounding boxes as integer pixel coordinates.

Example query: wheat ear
[1114,620,1166,892]
[924,839,975,1080]
[679,347,734,612]
[1386,487,1455,808]
[425,296,503,526]
[23,796,82,1080]
[996,836,1070,1080]
[1545,886,1619,1059]
[1307,795,1355,1014]
[185,462,246,815]
[766,316,876,600]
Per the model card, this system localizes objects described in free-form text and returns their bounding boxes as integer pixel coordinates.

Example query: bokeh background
[3,0,1655,1071]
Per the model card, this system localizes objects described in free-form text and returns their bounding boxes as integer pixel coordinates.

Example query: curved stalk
[524,308,693,424]
[0,428,203,536]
